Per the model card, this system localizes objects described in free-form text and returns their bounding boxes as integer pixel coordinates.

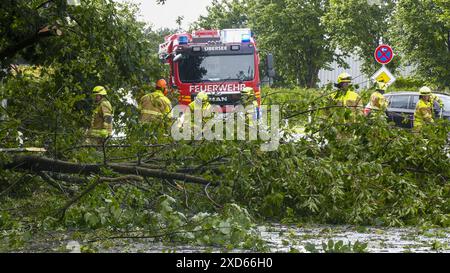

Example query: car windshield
[389,95,410,109]
[178,54,255,83]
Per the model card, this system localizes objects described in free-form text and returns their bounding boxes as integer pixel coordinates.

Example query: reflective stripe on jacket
[370,91,388,111]
[189,101,212,125]
[189,101,211,112]
[90,98,113,136]
[139,90,172,122]
[332,90,362,108]
[329,90,363,122]
[414,99,434,130]
[246,100,261,123]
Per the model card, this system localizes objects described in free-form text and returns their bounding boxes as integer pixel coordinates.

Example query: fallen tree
[5,155,215,186]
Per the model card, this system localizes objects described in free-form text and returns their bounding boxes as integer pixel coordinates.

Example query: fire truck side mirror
[173,54,184,63]
[266,53,275,78]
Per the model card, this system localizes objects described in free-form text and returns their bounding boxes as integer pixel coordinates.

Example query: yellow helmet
[419,86,432,95]
[241,87,254,96]
[376,81,387,92]
[196,91,209,102]
[337,72,352,84]
[93,86,107,95]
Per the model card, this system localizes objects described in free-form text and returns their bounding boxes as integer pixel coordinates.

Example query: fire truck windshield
[178,54,255,83]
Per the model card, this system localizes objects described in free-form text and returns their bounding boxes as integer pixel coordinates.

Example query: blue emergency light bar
[241,34,251,43]
[178,36,189,45]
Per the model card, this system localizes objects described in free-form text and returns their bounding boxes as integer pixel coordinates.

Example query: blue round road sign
[374,45,394,65]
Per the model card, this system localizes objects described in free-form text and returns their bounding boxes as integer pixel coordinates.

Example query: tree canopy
[321,0,397,75]
[392,0,450,88]
[193,0,249,30]
[0,0,168,152]
[194,0,450,88]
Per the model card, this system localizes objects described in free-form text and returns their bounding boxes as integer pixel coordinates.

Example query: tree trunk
[0,25,62,65]
[5,155,215,186]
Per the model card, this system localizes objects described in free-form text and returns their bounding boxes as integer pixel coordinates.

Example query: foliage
[321,0,450,87]
[194,0,340,88]
[192,0,249,30]
[322,0,397,75]
[305,239,368,253]
[0,0,167,153]
[195,0,449,88]
[430,240,449,251]
[390,77,427,91]
[218,87,450,227]
[392,0,450,88]
[1,86,450,252]
[249,0,339,88]
[1,0,449,253]
[0,178,265,252]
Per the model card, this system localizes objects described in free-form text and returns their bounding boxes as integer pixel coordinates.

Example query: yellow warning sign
[371,66,396,86]
[375,72,391,83]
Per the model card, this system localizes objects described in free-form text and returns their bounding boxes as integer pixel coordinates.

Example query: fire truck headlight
[192,46,202,52]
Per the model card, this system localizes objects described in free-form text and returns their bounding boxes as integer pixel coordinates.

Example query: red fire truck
[158,29,262,108]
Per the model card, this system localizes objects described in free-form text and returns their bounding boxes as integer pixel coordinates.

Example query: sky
[116,0,214,30]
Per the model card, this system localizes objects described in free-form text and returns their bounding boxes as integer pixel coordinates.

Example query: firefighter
[189,91,211,112]
[86,86,113,145]
[325,73,363,140]
[330,72,363,119]
[138,79,172,124]
[430,92,444,119]
[413,86,434,132]
[369,81,389,114]
[240,87,260,126]
[188,91,212,136]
